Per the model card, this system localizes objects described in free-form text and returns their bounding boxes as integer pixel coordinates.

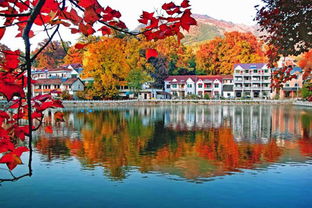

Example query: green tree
[301,83,312,101]
[126,69,152,96]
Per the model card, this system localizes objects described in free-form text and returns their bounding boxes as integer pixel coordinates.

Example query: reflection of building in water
[34,110,83,139]
[271,106,304,139]
[164,105,230,131]
[163,105,310,143]
[164,105,273,142]
[232,105,272,142]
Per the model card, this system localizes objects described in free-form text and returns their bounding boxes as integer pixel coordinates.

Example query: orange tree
[0,0,196,178]
[196,32,265,75]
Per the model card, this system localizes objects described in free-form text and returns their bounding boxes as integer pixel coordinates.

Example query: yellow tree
[83,37,130,98]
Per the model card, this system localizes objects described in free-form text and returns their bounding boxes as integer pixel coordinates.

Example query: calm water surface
[1,105,312,208]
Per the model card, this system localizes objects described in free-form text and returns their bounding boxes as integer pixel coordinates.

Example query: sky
[0,0,263,50]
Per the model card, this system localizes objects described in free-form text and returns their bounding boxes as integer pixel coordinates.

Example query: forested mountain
[181,14,260,45]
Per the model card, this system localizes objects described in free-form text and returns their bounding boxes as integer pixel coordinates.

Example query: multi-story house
[195,76,223,98]
[164,75,233,98]
[31,64,85,97]
[32,78,84,97]
[164,75,197,98]
[31,64,83,80]
[233,63,271,98]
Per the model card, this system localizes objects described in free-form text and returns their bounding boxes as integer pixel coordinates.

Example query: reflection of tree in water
[34,109,292,181]
[35,138,71,161]
[298,111,312,156]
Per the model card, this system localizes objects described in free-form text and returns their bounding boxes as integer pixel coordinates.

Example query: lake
[1,105,312,208]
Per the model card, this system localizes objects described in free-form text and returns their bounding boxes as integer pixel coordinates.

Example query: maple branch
[0,13,31,17]
[58,30,68,54]
[30,25,60,62]
[99,20,141,37]
[22,0,46,156]
[68,0,140,37]
[0,21,28,29]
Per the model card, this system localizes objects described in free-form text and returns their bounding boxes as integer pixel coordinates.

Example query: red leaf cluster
[139,0,196,41]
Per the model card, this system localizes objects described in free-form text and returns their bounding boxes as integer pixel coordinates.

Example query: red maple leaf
[0,27,5,39]
[146,49,158,60]
[75,43,88,49]
[78,0,98,8]
[180,9,196,31]
[0,146,29,170]
[181,0,191,8]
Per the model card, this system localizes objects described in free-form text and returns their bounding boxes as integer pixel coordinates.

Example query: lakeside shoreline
[61,99,312,107]
[1,99,311,108]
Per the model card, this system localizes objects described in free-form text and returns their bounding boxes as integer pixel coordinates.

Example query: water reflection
[34,105,312,181]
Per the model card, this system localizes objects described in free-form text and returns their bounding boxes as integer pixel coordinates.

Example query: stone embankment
[1,99,311,108]
[61,99,295,107]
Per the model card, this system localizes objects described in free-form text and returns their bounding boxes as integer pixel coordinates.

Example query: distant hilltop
[133,13,262,45]
[182,14,261,45]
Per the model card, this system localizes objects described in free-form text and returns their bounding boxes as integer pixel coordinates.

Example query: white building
[164,75,233,98]
[33,78,84,96]
[233,63,271,98]
[164,75,197,98]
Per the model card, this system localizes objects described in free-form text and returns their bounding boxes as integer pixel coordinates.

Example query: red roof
[33,78,81,85]
[63,78,80,85]
[34,79,63,85]
[165,75,198,83]
[165,75,232,83]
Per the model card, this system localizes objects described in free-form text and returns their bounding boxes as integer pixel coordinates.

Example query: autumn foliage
[196,32,265,74]
[0,0,197,172]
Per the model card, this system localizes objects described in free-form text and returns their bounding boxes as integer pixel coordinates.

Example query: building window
[227,93,231,97]
[198,83,203,88]
[187,84,192,88]
[172,84,177,88]
[166,84,170,88]
[294,83,298,87]
[214,83,219,88]
[285,84,290,87]
[173,92,178,96]
[264,70,268,73]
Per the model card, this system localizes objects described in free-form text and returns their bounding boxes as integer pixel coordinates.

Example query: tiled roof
[165,75,232,83]
[164,75,198,82]
[34,78,81,85]
[32,67,72,74]
[34,78,63,85]
[198,75,230,82]
[63,78,80,85]
[234,63,267,70]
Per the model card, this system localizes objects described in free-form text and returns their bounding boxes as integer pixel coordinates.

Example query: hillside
[182,14,260,45]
